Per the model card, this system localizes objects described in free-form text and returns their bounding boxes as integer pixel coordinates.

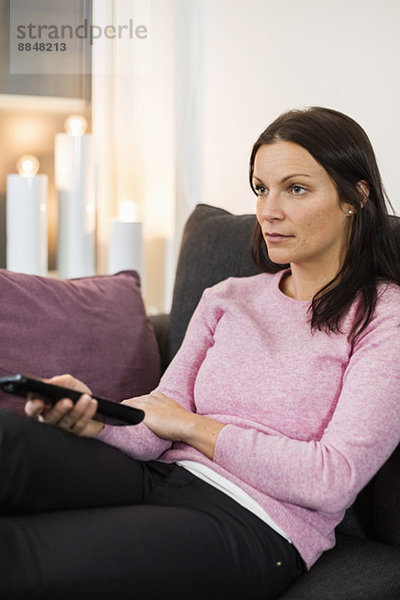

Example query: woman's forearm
[124,392,225,460]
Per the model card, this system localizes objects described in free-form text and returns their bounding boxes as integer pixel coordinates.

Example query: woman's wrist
[181,413,225,460]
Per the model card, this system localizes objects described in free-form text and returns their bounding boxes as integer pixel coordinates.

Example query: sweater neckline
[271,269,311,305]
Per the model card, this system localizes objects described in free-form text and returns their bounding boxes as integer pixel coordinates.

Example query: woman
[2,107,400,600]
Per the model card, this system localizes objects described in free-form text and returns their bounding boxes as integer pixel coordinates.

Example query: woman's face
[253,141,353,275]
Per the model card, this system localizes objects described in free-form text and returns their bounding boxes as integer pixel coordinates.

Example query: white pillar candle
[55,116,95,279]
[6,158,48,275]
[108,201,143,277]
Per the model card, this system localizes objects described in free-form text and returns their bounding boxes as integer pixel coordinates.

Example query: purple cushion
[0,269,160,414]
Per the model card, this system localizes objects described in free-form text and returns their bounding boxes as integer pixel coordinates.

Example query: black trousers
[0,411,303,600]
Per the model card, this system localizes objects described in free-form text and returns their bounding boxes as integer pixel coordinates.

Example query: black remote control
[0,373,144,426]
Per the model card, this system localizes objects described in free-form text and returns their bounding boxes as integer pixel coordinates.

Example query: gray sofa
[150,203,400,599]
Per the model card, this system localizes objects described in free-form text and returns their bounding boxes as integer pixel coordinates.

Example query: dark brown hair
[249,106,400,341]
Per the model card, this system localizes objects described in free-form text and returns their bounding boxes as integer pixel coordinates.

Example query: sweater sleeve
[155,287,222,407]
[96,287,220,460]
[213,287,400,514]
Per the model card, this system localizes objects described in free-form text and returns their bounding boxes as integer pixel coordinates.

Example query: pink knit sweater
[97,270,400,568]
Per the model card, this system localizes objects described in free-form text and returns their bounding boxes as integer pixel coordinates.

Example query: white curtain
[174,0,205,259]
[91,0,204,313]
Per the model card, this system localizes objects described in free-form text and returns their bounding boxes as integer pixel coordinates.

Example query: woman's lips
[264,232,294,242]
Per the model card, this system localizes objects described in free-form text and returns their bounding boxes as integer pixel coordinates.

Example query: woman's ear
[357,180,370,207]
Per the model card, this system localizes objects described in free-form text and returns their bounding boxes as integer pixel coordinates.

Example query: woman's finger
[48,395,93,431]
[25,397,47,418]
[65,395,98,435]
[39,398,75,426]
[46,374,92,395]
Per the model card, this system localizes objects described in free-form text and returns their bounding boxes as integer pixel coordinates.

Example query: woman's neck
[280,263,341,301]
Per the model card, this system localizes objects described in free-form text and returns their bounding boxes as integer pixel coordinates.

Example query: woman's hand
[124,391,225,460]
[24,374,104,438]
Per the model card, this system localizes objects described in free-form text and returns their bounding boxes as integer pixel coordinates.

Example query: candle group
[6,118,144,282]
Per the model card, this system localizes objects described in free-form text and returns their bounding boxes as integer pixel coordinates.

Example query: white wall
[199,0,400,216]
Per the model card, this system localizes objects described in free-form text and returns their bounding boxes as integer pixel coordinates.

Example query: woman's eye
[255,184,267,195]
[291,185,307,195]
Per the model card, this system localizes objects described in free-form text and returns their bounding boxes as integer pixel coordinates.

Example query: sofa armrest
[149,313,170,375]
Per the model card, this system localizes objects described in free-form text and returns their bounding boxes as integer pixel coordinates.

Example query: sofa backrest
[168,204,260,361]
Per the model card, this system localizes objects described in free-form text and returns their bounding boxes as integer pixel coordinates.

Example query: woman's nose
[258,191,284,221]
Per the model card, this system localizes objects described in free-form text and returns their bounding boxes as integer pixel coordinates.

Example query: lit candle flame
[16,155,40,178]
[64,115,88,136]
[118,200,139,222]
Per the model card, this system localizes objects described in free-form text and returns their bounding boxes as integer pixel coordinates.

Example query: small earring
[348,209,354,215]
